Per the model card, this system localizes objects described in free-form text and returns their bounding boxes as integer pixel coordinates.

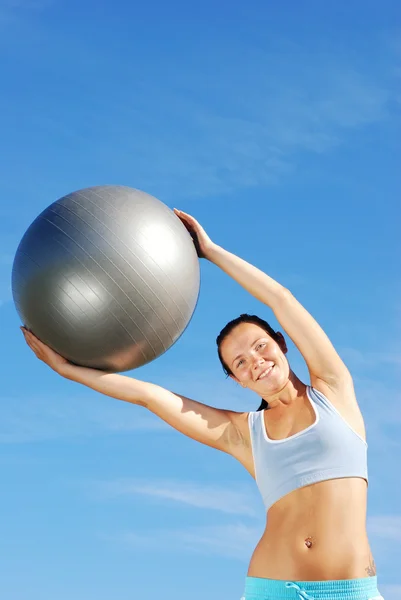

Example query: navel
[304,536,314,548]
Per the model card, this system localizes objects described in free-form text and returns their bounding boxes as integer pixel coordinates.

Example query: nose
[252,355,265,369]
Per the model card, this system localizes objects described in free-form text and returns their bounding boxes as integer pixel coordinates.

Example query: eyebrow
[231,337,265,367]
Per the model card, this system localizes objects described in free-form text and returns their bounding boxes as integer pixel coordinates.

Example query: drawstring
[285,582,315,600]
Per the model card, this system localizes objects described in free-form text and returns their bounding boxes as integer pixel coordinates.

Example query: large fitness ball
[12,185,200,372]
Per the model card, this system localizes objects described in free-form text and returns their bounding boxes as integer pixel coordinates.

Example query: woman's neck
[263,371,307,410]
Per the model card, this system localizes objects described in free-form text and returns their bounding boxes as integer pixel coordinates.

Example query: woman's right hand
[21,327,71,376]
[173,209,217,259]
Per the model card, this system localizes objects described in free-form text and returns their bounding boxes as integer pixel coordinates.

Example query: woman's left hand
[174,209,216,259]
[21,327,70,374]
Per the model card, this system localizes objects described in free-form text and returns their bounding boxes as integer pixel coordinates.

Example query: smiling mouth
[257,365,275,381]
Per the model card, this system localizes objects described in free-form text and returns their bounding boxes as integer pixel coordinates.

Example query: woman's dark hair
[216,314,283,411]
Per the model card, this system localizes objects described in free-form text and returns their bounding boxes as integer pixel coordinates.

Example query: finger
[22,328,33,339]
[22,332,33,346]
[23,333,40,353]
[180,212,195,222]
[24,334,36,348]
[21,326,33,334]
[27,339,39,354]
[31,342,45,358]
[30,344,43,358]
[29,336,40,348]
[174,208,194,222]
[26,330,40,345]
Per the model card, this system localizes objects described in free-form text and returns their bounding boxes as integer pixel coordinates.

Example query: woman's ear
[276,332,288,354]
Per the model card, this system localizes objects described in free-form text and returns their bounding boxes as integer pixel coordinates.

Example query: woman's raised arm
[21,328,245,454]
[175,211,351,390]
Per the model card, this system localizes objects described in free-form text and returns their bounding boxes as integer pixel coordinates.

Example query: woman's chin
[259,373,290,397]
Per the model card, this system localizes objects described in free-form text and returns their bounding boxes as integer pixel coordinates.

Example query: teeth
[258,366,273,380]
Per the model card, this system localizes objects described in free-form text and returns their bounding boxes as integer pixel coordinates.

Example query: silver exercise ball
[12,185,200,372]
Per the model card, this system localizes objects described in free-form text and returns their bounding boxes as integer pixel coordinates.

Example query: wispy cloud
[89,478,259,516]
[368,515,401,543]
[1,0,52,10]
[0,253,14,266]
[0,368,252,444]
[367,515,401,577]
[341,347,401,369]
[0,0,52,26]
[354,378,401,425]
[0,233,22,308]
[0,395,166,444]
[0,257,13,308]
[107,522,260,561]
[103,61,392,198]
[339,349,401,451]
[106,514,401,563]
[3,27,397,200]
[378,585,401,600]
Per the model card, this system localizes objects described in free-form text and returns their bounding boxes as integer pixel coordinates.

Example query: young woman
[22,209,384,600]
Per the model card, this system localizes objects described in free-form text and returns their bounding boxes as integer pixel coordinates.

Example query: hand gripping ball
[12,185,200,372]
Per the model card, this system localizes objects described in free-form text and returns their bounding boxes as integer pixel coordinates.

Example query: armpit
[222,420,250,452]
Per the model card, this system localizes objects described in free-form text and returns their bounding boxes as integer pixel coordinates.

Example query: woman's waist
[248,527,372,581]
[258,508,370,555]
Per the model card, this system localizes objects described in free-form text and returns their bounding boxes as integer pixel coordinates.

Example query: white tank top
[248,386,368,511]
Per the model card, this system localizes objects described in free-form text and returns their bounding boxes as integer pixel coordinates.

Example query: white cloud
[356,379,401,430]
[341,347,401,369]
[367,515,401,576]
[107,522,260,561]
[0,253,14,266]
[0,395,167,444]
[0,290,11,309]
[347,376,401,452]
[0,368,250,444]
[0,0,51,26]
[107,514,401,568]
[90,478,259,517]
[1,0,52,9]
[368,516,401,542]
[0,238,22,308]
[117,62,390,198]
[379,585,401,600]
[5,32,396,200]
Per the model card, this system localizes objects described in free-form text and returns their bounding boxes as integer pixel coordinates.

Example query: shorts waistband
[243,576,380,600]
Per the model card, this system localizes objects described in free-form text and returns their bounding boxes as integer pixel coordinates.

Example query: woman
[22,209,384,600]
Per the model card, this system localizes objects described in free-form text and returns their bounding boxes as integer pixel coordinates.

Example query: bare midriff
[247,477,373,581]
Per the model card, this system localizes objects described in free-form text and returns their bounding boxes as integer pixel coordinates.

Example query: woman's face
[220,322,290,397]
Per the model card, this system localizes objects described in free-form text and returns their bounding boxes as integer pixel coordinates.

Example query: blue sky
[1,1,400,599]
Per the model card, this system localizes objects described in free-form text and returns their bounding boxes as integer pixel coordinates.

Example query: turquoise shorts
[241,576,384,600]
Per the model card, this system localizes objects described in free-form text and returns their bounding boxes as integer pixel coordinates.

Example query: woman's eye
[256,343,266,350]
[237,359,245,367]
